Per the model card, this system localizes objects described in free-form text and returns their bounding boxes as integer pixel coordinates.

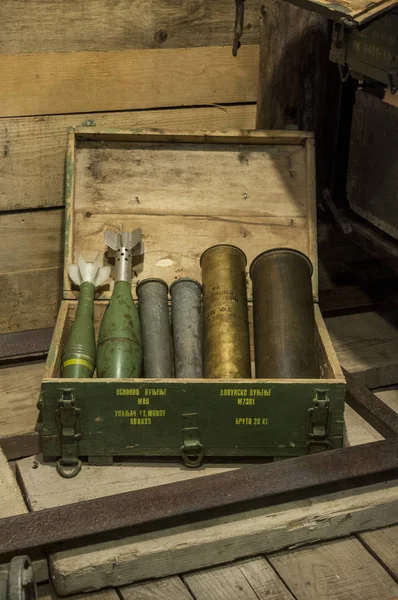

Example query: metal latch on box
[180,413,204,468]
[307,391,331,453]
[56,390,82,478]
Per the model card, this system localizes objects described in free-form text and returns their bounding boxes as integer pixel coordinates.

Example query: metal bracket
[6,555,38,600]
[334,22,346,50]
[338,63,351,83]
[232,0,245,56]
[388,70,397,95]
[307,390,331,453]
[180,413,204,468]
[55,390,82,478]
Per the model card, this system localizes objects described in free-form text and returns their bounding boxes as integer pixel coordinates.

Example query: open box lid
[283,0,397,27]
[64,129,318,301]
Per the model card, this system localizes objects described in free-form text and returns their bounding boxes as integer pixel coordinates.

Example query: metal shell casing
[170,278,203,378]
[250,248,319,379]
[201,245,251,379]
[137,278,173,378]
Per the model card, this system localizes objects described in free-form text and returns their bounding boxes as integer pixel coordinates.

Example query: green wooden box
[329,8,398,90]
[39,128,346,474]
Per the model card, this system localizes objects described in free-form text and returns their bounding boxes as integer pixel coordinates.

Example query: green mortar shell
[97,281,142,378]
[62,282,96,378]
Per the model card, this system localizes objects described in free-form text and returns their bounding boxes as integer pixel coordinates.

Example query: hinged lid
[64,129,318,301]
[284,0,397,27]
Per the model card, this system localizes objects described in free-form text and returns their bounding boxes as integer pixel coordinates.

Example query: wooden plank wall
[0,0,260,334]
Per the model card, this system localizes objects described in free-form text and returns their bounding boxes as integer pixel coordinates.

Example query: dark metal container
[201,245,251,379]
[250,248,319,379]
[136,278,173,378]
[170,278,203,378]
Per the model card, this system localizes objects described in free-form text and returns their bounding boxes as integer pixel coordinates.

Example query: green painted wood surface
[40,379,345,459]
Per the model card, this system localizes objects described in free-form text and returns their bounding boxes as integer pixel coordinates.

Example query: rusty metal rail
[344,368,398,438]
[1,438,397,557]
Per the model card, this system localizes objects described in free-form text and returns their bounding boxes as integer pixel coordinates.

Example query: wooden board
[375,387,398,411]
[320,284,398,317]
[256,0,339,193]
[0,105,256,211]
[0,0,260,55]
[75,143,308,219]
[0,267,62,333]
[285,0,398,25]
[0,208,63,333]
[0,446,27,517]
[68,131,317,300]
[38,582,119,599]
[0,45,258,118]
[1,431,40,461]
[17,455,243,511]
[16,454,398,595]
[120,577,194,600]
[0,210,63,273]
[385,90,398,108]
[360,525,398,579]
[326,310,398,388]
[0,361,43,457]
[269,537,398,599]
[256,0,328,131]
[183,558,294,599]
[347,91,398,241]
[343,404,383,447]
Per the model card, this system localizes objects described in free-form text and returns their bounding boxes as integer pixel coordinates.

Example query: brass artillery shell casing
[250,248,319,379]
[201,245,251,378]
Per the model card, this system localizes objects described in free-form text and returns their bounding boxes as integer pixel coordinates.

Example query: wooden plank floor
[269,538,398,600]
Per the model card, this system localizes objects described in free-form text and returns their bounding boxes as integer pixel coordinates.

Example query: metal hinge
[55,390,82,478]
[180,413,204,468]
[307,391,332,453]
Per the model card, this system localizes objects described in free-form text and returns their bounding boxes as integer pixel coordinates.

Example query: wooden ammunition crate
[348,90,398,240]
[39,129,346,472]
